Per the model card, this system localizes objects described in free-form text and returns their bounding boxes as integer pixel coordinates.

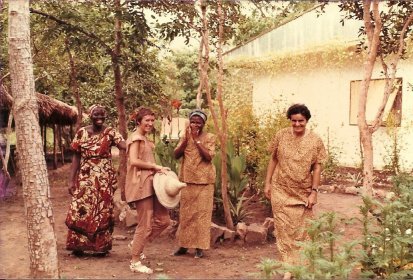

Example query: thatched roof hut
[0,86,78,126]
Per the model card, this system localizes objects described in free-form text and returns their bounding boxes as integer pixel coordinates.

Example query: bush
[359,174,413,279]
[213,140,252,224]
[154,136,179,173]
[226,103,289,192]
[256,174,413,279]
[257,212,358,280]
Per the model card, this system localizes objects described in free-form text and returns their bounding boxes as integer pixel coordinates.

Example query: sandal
[173,247,188,256]
[72,250,84,256]
[130,261,153,274]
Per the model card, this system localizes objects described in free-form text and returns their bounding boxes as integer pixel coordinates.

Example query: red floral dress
[65,127,123,253]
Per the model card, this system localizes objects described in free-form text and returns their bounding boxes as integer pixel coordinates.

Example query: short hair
[131,107,155,124]
[286,104,311,120]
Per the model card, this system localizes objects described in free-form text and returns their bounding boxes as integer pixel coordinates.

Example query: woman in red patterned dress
[66,105,126,255]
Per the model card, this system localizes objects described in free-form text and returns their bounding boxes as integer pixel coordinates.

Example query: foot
[173,247,188,256]
[194,248,203,259]
[93,251,109,257]
[128,242,146,260]
[130,261,153,274]
[72,250,84,257]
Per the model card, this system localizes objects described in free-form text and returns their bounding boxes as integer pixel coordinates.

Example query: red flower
[171,99,182,109]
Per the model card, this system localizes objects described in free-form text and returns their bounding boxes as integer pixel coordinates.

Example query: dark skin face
[189,115,205,137]
[90,107,106,131]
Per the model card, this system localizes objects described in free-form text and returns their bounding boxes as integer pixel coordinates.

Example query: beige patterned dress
[177,132,216,249]
[269,127,326,264]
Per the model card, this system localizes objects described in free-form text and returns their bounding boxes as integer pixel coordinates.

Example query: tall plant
[154,136,179,174]
[213,140,251,225]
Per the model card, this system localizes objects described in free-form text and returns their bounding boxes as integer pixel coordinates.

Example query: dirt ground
[0,163,366,279]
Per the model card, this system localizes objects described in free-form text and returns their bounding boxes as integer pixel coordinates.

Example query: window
[349,78,402,126]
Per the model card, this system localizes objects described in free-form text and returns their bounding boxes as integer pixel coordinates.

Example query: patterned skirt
[177,183,214,249]
[271,183,313,264]
[65,170,115,253]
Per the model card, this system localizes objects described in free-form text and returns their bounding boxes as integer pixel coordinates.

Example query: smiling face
[90,107,106,129]
[290,113,308,135]
[137,114,155,135]
[189,115,205,135]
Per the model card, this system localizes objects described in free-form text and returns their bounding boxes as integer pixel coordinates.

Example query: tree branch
[363,0,373,49]
[29,8,114,57]
[370,9,413,131]
[158,0,201,33]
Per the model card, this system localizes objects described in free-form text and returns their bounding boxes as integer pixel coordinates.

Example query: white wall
[252,61,413,170]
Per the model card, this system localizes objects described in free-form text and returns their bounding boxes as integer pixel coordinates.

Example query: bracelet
[311,187,318,193]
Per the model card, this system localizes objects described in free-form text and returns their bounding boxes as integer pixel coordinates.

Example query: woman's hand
[306,192,317,209]
[183,127,191,142]
[264,182,271,200]
[153,164,170,174]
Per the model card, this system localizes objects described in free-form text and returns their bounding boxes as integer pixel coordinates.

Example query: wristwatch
[311,187,318,193]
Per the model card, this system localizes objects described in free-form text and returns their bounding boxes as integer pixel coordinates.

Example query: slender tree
[8,0,59,277]
[337,0,413,195]
[65,37,82,130]
[197,0,233,229]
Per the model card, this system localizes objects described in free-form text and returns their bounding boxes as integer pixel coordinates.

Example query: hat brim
[153,171,182,209]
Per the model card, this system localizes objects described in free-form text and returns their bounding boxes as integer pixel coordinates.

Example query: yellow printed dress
[65,127,123,253]
[270,127,326,264]
[177,133,216,249]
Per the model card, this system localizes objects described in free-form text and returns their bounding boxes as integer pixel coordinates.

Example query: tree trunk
[216,0,233,230]
[358,0,381,196]
[43,125,47,154]
[113,0,127,198]
[65,38,82,131]
[53,125,57,169]
[58,126,64,164]
[358,0,413,196]
[199,0,233,229]
[8,0,59,278]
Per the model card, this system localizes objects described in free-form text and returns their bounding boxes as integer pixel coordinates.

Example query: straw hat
[153,170,187,209]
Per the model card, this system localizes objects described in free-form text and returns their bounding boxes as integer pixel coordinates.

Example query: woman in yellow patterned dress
[173,109,216,259]
[66,105,126,256]
[264,104,326,279]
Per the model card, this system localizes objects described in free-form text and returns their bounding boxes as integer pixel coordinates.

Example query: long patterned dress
[177,132,216,250]
[66,127,123,253]
[269,127,326,264]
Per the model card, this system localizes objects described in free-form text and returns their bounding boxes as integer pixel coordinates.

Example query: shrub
[257,212,358,280]
[256,174,413,279]
[213,140,252,224]
[322,129,341,183]
[154,135,179,173]
[359,174,413,279]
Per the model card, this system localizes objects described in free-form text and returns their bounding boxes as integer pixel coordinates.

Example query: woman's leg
[131,197,153,262]
[148,196,171,241]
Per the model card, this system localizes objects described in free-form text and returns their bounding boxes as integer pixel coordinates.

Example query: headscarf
[189,109,207,123]
[88,104,106,117]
